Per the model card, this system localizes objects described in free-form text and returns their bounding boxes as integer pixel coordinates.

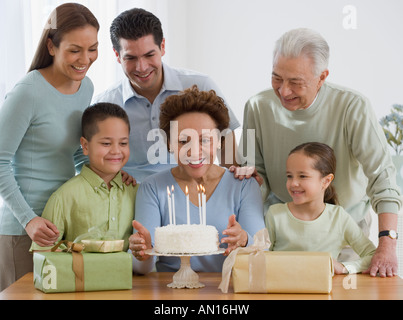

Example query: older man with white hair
[239,28,401,277]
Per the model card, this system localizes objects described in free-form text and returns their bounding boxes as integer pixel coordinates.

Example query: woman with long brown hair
[0,3,99,291]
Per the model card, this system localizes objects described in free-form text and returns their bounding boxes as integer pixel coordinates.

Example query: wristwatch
[378,230,398,240]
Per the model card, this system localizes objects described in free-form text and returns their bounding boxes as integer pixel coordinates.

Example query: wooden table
[1,272,403,300]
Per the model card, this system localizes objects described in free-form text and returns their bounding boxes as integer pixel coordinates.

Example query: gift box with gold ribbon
[33,241,132,293]
[219,229,333,294]
[81,239,124,253]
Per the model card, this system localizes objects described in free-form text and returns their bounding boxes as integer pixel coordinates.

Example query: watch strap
[378,230,398,239]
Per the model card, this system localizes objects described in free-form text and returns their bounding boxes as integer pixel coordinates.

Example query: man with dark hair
[94,8,239,182]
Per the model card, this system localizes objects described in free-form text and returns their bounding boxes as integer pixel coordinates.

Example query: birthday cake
[154,224,219,254]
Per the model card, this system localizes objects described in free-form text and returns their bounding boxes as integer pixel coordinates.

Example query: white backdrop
[2,0,403,121]
[174,0,403,123]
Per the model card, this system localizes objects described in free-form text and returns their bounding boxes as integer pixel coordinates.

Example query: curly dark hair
[159,85,230,143]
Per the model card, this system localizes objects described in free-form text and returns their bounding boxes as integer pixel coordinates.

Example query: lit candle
[202,185,206,225]
[185,185,190,225]
[167,186,172,225]
[171,185,176,225]
[197,185,202,224]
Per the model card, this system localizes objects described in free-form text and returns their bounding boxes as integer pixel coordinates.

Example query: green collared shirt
[31,165,138,251]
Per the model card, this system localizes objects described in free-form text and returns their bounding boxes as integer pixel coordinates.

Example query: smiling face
[170,112,220,180]
[47,25,98,83]
[115,34,165,102]
[81,117,130,186]
[286,151,333,207]
[271,54,328,111]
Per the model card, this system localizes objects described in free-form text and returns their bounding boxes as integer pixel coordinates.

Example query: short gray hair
[273,28,330,76]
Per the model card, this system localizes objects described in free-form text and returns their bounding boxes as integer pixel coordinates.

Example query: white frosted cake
[154,224,219,254]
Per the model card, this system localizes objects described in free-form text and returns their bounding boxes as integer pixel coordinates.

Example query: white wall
[160,0,403,123]
[3,0,402,121]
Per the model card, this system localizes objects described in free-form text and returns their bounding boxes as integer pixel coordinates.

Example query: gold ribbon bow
[218,228,271,293]
[51,241,85,292]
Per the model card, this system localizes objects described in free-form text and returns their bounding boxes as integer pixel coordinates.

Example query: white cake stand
[145,248,225,289]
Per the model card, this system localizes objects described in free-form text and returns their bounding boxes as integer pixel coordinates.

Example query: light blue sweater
[0,70,93,235]
[134,168,265,273]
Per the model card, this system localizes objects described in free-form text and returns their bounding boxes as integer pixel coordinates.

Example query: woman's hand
[130,220,152,261]
[25,216,59,247]
[221,214,248,256]
[121,170,137,186]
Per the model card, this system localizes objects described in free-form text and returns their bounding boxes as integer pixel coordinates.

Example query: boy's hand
[25,217,59,247]
[121,170,137,186]
[130,220,152,261]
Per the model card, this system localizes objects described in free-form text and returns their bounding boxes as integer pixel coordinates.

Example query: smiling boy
[31,103,138,251]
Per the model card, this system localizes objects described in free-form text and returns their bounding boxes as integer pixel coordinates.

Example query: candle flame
[185,185,189,195]
[167,185,171,196]
[172,185,174,193]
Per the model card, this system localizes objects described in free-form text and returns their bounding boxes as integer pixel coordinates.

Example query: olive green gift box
[33,251,132,293]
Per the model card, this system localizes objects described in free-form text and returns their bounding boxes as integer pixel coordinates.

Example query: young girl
[265,142,376,274]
